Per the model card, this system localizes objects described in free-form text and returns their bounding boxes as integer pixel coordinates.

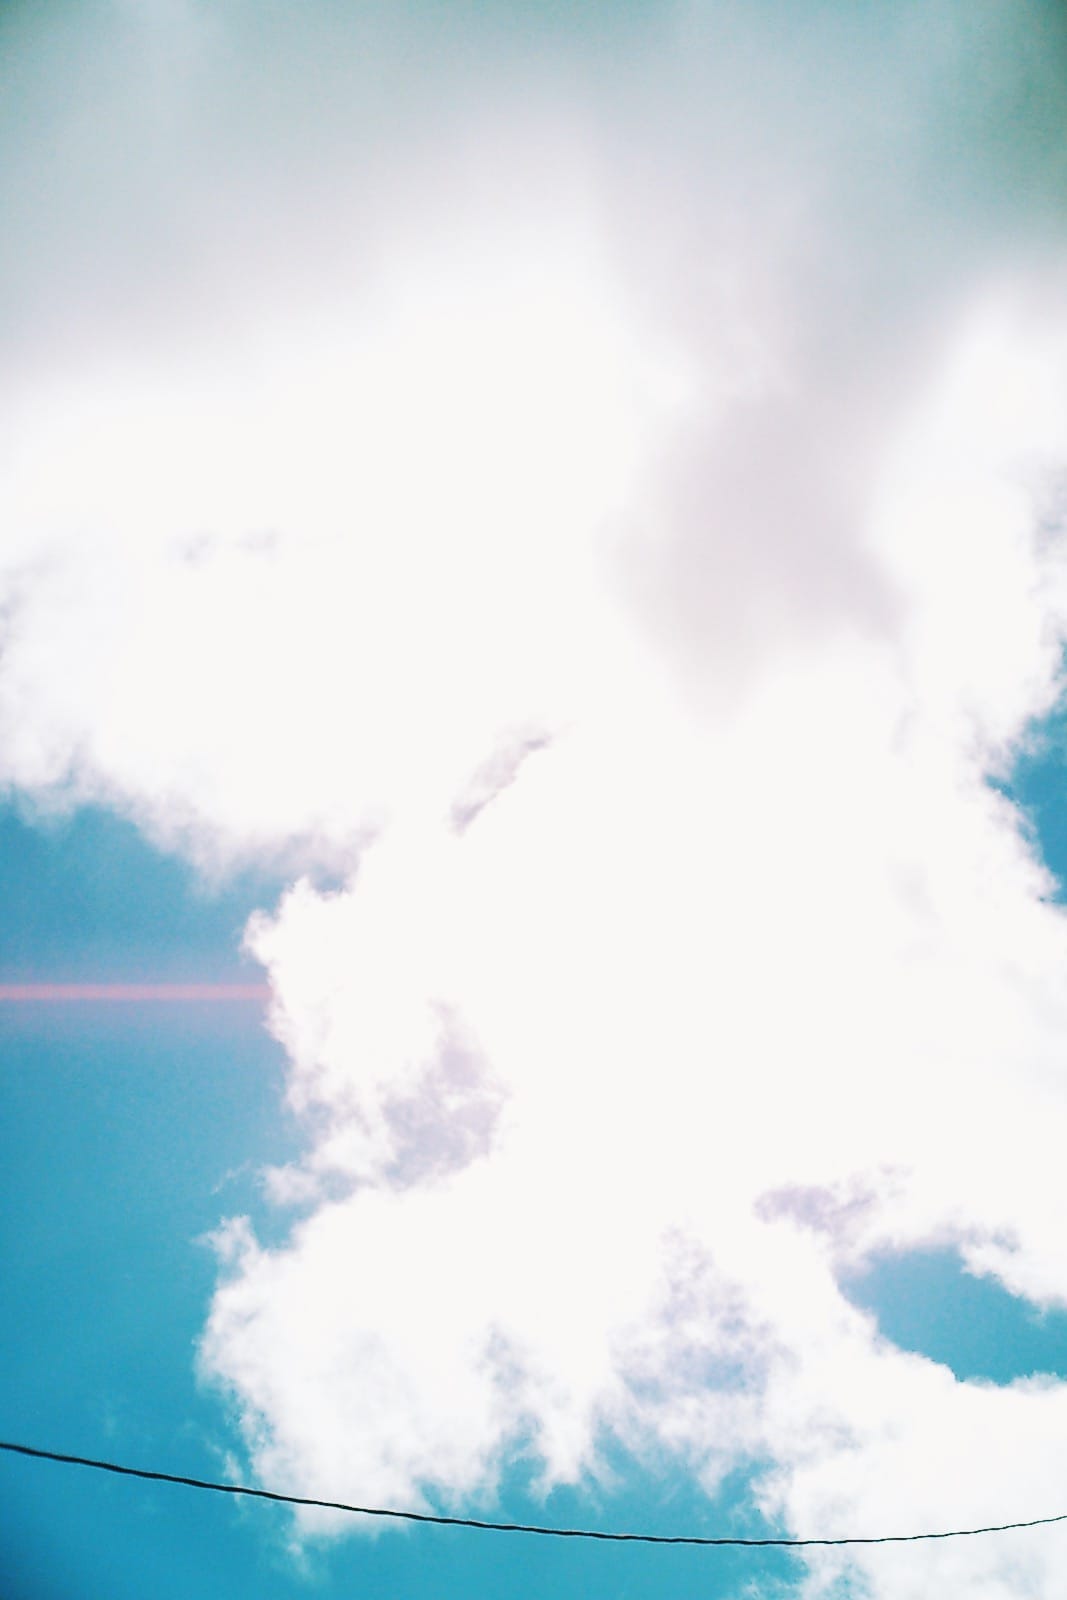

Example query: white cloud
[5,4,1067,1596]
[0,206,669,868]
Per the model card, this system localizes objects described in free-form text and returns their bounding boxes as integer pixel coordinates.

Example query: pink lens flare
[0,983,271,1002]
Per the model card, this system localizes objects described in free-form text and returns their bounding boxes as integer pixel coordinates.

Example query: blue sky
[5,5,1067,1599]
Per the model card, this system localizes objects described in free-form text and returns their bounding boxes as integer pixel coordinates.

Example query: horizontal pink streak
[0,983,271,1003]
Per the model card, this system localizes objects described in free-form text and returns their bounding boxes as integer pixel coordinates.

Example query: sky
[4,2,1067,1596]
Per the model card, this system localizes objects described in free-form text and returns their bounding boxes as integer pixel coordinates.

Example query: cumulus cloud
[5,3,1067,1595]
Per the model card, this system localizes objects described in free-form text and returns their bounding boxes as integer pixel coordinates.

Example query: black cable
[1,1438,1065,1548]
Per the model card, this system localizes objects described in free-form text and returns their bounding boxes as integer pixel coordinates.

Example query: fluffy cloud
[200,302,1067,1596]
[6,3,1067,1596]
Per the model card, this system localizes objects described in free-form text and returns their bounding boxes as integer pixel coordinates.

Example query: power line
[2,1438,1066,1548]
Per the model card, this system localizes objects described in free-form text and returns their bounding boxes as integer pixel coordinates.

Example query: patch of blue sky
[842,1248,1067,1385]
[0,801,287,983]
[1000,708,1067,901]
[0,801,288,1594]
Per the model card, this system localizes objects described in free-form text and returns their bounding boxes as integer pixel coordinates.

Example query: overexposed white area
[4,3,1067,1595]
